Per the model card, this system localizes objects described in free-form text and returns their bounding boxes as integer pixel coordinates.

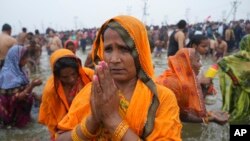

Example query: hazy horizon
[1,0,249,35]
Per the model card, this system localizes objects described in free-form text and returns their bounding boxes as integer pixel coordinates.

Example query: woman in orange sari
[156,48,229,125]
[56,15,182,141]
[38,49,93,140]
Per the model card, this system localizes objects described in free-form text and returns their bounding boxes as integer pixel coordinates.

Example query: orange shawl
[58,15,182,140]
[156,48,206,117]
[38,49,93,138]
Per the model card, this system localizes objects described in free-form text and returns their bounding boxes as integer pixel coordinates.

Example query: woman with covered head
[218,34,250,123]
[56,15,182,141]
[0,45,42,128]
[38,49,94,140]
[156,48,229,125]
[64,40,77,54]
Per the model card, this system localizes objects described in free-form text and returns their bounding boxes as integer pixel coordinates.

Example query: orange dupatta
[156,48,206,118]
[38,49,93,139]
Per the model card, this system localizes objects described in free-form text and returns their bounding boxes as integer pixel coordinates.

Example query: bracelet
[71,126,83,141]
[112,120,129,141]
[80,117,100,139]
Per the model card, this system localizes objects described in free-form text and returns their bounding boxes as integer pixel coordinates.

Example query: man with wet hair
[0,23,17,69]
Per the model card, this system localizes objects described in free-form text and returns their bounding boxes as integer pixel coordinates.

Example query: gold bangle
[71,126,83,141]
[80,117,100,139]
[112,120,129,141]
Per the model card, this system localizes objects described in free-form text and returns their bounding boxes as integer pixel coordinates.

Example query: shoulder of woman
[82,67,94,79]
[155,83,176,101]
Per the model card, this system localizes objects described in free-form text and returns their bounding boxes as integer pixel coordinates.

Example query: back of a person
[50,36,62,52]
[167,30,178,56]
[225,28,233,41]
[0,33,17,60]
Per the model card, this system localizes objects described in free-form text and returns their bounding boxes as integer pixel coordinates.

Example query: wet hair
[22,27,27,32]
[2,23,11,31]
[214,32,222,39]
[27,32,34,36]
[53,57,79,78]
[187,34,208,47]
[35,29,39,35]
[177,20,187,29]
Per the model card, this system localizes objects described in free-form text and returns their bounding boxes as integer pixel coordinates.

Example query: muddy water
[0,48,229,141]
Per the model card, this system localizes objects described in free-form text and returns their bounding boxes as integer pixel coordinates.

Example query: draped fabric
[156,48,207,118]
[0,45,33,128]
[0,45,29,89]
[58,15,182,140]
[218,35,250,123]
[38,49,93,139]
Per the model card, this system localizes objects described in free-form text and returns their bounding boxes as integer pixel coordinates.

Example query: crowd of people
[0,15,249,140]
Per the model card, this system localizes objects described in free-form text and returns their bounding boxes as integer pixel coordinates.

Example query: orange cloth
[156,48,206,118]
[58,15,182,140]
[38,49,93,139]
[92,15,154,77]
[58,81,181,140]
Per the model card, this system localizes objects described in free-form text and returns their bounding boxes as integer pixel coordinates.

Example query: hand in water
[209,111,229,125]
[31,78,42,87]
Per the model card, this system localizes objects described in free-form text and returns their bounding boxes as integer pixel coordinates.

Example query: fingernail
[98,65,102,70]
[100,61,106,67]
[93,75,98,81]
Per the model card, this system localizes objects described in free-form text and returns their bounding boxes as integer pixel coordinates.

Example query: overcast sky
[1,0,249,35]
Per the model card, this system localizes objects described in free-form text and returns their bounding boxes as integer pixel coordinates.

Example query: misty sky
[1,0,249,35]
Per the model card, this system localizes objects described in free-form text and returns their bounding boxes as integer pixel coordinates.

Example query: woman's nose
[110,52,121,63]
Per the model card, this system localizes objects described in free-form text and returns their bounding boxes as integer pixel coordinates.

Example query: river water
[0,47,229,141]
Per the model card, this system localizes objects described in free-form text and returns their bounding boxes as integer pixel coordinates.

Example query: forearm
[181,112,214,124]
[56,115,100,141]
[180,113,203,123]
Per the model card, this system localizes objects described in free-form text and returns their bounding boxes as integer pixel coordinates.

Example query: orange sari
[156,48,206,118]
[38,49,93,139]
[58,15,182,140]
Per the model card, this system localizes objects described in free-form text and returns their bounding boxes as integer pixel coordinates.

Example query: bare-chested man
[47,30,63,55]
[0,23,17,69]
[213,34,227,62]
[167,20,187,56]
[17,27,27,45]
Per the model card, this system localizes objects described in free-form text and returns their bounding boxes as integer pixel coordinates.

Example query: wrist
[80,116,101,139]
[104,115,122,133]
[87,115,101,132]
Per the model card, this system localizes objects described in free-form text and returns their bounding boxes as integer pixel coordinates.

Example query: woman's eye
[104,46,112,52]
[121,47,131,53]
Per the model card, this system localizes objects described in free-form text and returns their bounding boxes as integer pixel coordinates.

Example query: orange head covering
[92,16,158,137]
[39,49,91,138]
[50,48,78,70]
[92,15,154,78]
[156,48,206,117]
